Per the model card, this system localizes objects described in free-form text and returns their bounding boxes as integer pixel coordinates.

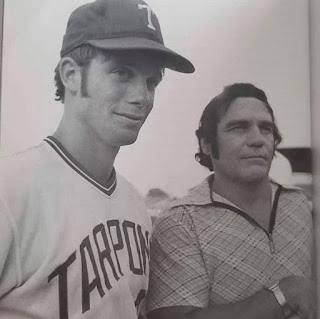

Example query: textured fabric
[146,176,313,312]
[0,139,152,319]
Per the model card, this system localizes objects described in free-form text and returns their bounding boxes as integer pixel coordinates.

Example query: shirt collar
[169,174,296,210]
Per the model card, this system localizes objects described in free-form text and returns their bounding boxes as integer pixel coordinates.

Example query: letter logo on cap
[138,4,156,31]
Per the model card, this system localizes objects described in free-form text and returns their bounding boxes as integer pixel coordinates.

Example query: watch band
[267,281,292,318]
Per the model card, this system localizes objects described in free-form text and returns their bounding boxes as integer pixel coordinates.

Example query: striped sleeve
[146,206,210,313]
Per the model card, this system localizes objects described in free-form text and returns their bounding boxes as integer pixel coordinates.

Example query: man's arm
[148,275,315,319]
[146,209,211,313]
[148,287,282,319]
[146,206,315,319]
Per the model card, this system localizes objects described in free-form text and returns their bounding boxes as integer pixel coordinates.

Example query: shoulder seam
[156,206,196,233]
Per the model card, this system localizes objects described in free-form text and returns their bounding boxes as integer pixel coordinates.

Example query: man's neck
[52,117,119,188]
[212,174,272,213]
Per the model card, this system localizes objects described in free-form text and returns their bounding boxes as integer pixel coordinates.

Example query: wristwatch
[266,281,292,318]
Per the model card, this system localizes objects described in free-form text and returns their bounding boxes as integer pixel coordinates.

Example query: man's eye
[113,68,133,81]
[147,77,161,91]
[260,126,273,134]
[231,125,246,133]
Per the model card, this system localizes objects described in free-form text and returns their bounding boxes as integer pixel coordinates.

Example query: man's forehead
[100,50,164,71]
[222,97,272,122]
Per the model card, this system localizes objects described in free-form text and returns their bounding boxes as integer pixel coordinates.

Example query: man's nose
[127,78,152,107]
[247,126,265,147]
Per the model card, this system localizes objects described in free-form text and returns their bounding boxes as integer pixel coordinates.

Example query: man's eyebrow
[258,120,274,126]
[224,119,274,127]
[110,59,163,79]
[224,119,249,127]
[110,59,136,67]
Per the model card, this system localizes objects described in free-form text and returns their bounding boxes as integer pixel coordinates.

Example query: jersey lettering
[137,225,150,275]
[48,220,150,318]
[80,236,105,313]
[135,289,147,315]
[93,223,120,290]
[138,4,156,30]
[48,251,76,319]
[107,220,124,276]
[123,220,143,275]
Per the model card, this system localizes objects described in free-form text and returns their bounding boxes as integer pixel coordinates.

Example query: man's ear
[200,138,212,156]
[59,57,81,95]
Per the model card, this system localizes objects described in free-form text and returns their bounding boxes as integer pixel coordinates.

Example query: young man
[0,0,194,318]
[147,83,314,319]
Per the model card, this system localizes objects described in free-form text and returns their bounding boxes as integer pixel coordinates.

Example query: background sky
[0,0,310,196]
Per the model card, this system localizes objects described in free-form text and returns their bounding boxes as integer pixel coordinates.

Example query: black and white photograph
[0,0,319,318]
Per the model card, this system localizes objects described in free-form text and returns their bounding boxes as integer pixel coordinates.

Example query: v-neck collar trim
[44,136,117,197]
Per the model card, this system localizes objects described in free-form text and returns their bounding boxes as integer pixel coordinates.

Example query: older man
[147,83,314,319]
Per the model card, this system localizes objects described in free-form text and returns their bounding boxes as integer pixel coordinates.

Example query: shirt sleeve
[0,194,20,298]
[301,192,315,280]
[146,206,210,313]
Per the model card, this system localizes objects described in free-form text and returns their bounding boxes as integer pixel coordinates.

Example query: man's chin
[239,165,270,183]
[244,171,269,184]
[118,134,139,147]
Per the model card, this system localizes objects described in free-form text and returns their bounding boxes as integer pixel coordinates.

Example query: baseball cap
[60,0,195,73]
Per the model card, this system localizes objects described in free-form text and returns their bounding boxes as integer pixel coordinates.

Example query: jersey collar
[44,136,117,196]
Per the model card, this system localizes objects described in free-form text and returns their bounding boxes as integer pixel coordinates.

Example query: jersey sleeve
[0,194,20,298]
[146,206,210,313]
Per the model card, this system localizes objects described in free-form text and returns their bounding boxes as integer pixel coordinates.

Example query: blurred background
[0,0,319,315]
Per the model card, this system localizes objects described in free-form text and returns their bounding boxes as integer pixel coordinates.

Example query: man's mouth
[114,113,145,121]
[244,155,266,159]
[242,155,268,161]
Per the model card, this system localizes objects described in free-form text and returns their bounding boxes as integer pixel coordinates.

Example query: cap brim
[86,37,195,73]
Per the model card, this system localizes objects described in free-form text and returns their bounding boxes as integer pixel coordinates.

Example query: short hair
[54,44,105,103]
[54,45,165,103]
[195,83,282,171]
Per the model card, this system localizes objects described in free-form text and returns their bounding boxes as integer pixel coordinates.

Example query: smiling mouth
[244,156,266,159]
[115,113,144,121]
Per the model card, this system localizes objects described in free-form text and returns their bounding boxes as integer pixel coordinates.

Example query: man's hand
[279,276,315,319]
[148,276,315,319]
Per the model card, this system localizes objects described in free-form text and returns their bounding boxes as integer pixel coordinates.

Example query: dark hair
[54,45,165,103]
[195,83,282,171]
[54,45,112,103]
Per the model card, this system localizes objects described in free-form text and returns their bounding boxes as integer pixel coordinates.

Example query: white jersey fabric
[0,137,152,319]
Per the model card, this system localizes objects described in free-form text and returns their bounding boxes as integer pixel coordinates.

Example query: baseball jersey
[147,175,313,312]
[0,136,152,319]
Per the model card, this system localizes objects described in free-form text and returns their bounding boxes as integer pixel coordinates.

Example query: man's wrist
[266,281,292,318]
